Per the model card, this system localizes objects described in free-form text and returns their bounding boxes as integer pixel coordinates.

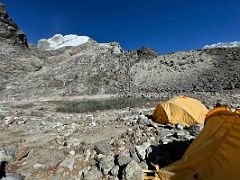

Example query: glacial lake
[55,97,162,113]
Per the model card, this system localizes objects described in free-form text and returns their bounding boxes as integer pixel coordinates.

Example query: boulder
[83,168,103,180]
[122,160,144,180]
[59,157,75,171]
[117,154,132,166]
[135,142,151,160]
[94,140,112,155]
[99,155,115,175]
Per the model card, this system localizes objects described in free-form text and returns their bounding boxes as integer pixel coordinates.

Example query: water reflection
[56,97,161,113]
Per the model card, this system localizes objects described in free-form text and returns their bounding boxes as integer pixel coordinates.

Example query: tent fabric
[205,106,231,118]
[152,104,169,124]
[153,96,208,125]
[236,109,240,114]
[156,111,240,180]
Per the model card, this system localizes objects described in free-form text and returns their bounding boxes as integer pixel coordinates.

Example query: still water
[56,97,161,113]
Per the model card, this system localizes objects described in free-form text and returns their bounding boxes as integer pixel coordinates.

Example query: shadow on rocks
[146,139,193,169]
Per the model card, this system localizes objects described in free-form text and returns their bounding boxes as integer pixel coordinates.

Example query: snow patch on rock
[203,41,240,49]
[37,34,90,50]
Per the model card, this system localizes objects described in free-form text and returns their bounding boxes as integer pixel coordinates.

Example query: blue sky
[2,0,240,53]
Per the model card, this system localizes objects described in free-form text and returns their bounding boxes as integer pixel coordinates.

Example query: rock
[0,3,28,46]
[3,172,25,180]
[215,99,228,107]
[139,161,148,169]
[16,117,26,125]
[137,47,158,58]
[79,166,91,178]
[69,150,75,156]
[129,149,141,163]
[122,160,144,180]
[0,108,8,120]
[15,147,31,161]
[30,111,44,117]
[84,149,92,161]
[66,137,81,148]
[147,121,159,129]
[94,140,112,155]
[0,149,13,162]
[0,146,18,162]
[99,155,115,175]
[138,114,149,124]
[56,136,66,146]
[3,116,16,127]
[110,165,119,176]
[33,164,43,170]
[176,130,190,138]
[83,168,103,180]
[175,123,184,130]
[117,111,132,120]
[135,142,151,160]
[185,124,203,136]
[117,154,132,166]
[109,176,119,180]
[59,157,75,171]
[161,138,174,144]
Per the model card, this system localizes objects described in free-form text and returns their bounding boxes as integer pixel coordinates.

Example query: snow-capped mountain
[37,34,90,50]
[203,41,240,49]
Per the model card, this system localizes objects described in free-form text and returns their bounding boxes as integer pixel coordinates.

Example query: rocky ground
[0,94,239,180]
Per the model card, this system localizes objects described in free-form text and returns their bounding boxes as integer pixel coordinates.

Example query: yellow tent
[205,106,231,118]
[154,110,240,180]
[152,96,208,125]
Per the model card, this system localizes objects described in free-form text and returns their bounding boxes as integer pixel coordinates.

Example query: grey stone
[138,114,149,124]
[139,161,148,169]
[109,176,119,180]
[117,111,131,120]
[185,124,203,136]
[33,164,43,170]
[94,140,112,155]
[59,157,75,171]
[177,130,190,137]
[175,123,184,130]
[30,111,44,117]
[0,146,17,161]
[122,160,144,180]
[110,165,119,176]
[0,149,11,161]
[0,108,8,120]
[99,155,115,175]
[3,173,25,180]
[129,149,140,163]
[161,138,174,144]
[66,137,81,148]
[117,154,132,166]
[135,142,151,160]
[148,120,159,129]
[83,168,103,180]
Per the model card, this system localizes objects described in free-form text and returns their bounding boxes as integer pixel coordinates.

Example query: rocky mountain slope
[1,41,239,100]
[0,3,42,95]
[0,3,239,101]
[0,3,27,47]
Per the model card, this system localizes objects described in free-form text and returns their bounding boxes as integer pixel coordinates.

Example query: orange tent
[153,110,240,180]
[153,96,208,125]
